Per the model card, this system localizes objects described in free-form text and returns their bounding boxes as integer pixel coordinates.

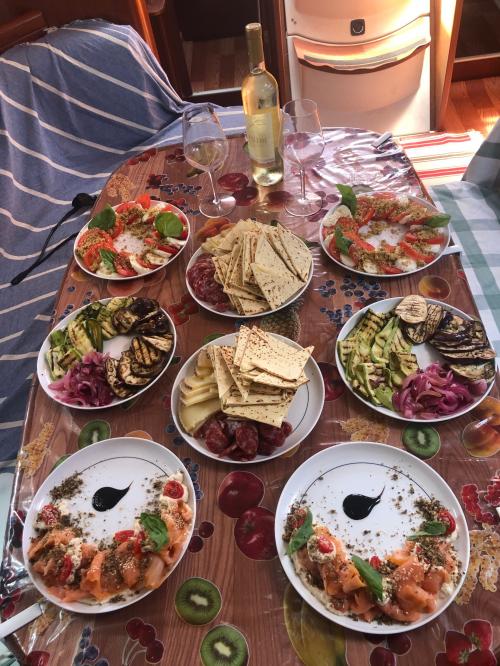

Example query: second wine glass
[280,99,325,217]
[183,104,236,218]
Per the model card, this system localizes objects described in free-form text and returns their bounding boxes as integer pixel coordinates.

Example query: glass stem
[207,170,220,206]
[300,167,306,201]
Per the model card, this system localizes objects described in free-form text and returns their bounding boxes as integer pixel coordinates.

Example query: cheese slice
[181,380,217,398]
[180,386,219,406]
[184,372,216,389]
[179,398,221,435]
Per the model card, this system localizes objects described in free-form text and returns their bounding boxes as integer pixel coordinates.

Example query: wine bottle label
[246,113,275,163]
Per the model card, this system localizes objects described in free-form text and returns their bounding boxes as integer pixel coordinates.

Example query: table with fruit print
[3,129,499,666]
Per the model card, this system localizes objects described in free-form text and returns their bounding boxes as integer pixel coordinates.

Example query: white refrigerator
[284,0,432,135]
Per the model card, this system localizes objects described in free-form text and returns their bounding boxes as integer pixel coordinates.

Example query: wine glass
[183,104,236,217]
[280,99,325,217]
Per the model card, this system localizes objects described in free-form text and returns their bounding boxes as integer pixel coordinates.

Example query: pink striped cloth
[396,130,484,187]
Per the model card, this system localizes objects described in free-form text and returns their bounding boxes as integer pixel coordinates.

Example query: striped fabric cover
[397,131,484,187]
[0,19,245,463]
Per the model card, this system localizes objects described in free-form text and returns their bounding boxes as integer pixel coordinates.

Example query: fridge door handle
[300,37,430,72]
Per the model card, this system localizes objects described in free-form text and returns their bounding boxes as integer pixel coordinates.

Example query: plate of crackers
[186,219,313,318]
[171,325,324,463]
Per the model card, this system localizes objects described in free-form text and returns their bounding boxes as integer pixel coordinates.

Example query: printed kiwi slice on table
[200,624,249,666]
[175,577,222,625]
[402,425,441,459]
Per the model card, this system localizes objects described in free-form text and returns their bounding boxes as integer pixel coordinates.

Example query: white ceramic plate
[185,247,313,319]
[74,201,190,281]
[37,298,176,410]
[22,437,196,614]
[336,296,495,422]
[319,194,451,278]
[275,441,469,634]
[171,332,325,463]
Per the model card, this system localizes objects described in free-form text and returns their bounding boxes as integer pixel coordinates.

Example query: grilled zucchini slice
[112,308,139,334]
[67,320,94,355]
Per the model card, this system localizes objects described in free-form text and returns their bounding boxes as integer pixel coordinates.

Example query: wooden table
[3,130,499,666]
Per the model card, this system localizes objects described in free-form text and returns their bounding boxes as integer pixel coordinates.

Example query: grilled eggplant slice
[404,304,444,344]
[131,337,162,367]
[112,308,139,334]
[440,347,496,362]
[130,357,165,377]
[395,295,428,324]
[450,361,496,381]
[105,357,135,398]
[133,313,170,334]
[129,298,160,319]
[118,351,150,386]
[141,333,173,353]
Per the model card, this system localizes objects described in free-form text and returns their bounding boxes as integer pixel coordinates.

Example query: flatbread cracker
[223,396,293,427]
[251,263,304,310]
[240,329,313,380]
[254,234,291,275]
[277,224,312,282]
[268,228,300,278]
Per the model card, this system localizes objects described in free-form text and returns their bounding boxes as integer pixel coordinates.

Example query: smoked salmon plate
[27,470,193,606]
[283,499,461,626]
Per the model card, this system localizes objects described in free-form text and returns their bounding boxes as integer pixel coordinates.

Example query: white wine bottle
[242,23,283,187]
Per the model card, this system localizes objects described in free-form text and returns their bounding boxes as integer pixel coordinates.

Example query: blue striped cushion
[0,18,245,462]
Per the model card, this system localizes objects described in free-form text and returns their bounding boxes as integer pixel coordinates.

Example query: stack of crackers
[206,325,313,427]
[201,219,312,315]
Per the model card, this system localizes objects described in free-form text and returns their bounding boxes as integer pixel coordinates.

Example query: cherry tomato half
[163,480,184,499]
[437,510,456,536]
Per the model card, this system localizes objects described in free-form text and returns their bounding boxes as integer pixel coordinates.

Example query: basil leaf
[424,213,451,228]
[88,204,116,231]
[407,520,447,540]
[155,212,183,238]
[335,226,352,255]
[99,248,116,272]
[140,512,169,551]
[336,184,357,214]
[287,508,314,555]
[351,555,384,601]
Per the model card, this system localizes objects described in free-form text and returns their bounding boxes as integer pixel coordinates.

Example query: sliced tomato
[116,201,136,214]
[361,206,375,224]
[109,215,124,239]
[58,555,73,583]
[437,510,456,536]
[390,211,409,223]
[83,241,115,271]
[136,256,157,270]
[77,228,112,249]
[379,263,403,275]
[114,530,135,543]
[125,212,142,226]
[336,217,358,234]
[317,536,334,554]
[343,231,375,252]
[399,241,433,263]
[421,235,444,244]
[348,243,362,264]
[381,242,397,253]
[327,237,340,260]
[163,479,184,499]
[404,232,418,242]
[115,253,137,277]
[39,504,60,527]
[157,244,179,254]
[180,228,188,240]
[136,193,151,209]
[134,530,145,556]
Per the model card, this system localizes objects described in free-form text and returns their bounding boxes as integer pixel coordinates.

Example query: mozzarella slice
[322,204,353,228]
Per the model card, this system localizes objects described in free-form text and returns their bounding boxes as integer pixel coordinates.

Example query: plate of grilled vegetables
[336,295,496,422]
[38,297,176,409]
